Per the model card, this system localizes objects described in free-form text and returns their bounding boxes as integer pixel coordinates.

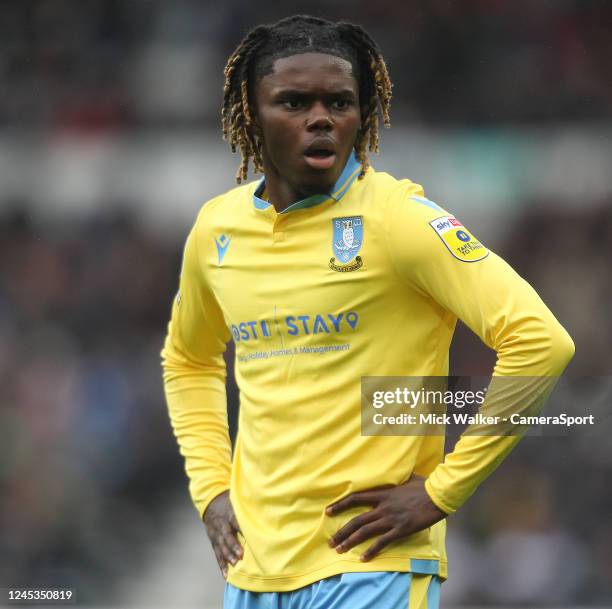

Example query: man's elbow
[547,322,575,375]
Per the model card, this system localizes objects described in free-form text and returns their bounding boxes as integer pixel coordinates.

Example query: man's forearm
[425,318,575,515]
[164,378,232,519]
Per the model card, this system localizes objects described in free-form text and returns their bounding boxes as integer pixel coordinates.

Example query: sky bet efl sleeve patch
[429,215,489,262]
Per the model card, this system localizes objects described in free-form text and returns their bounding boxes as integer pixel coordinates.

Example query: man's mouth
[304,144,337,170]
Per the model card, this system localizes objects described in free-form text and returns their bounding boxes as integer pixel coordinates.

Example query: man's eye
[282,99,302,109]
[333,99,352,109]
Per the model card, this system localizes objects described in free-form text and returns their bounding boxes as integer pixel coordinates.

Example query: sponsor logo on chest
[231,310,359,342]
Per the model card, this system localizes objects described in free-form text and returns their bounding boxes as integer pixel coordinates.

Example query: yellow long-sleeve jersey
[161,153,574,592]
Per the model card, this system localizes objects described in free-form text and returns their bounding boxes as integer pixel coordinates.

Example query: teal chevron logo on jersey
[215,234,231,264]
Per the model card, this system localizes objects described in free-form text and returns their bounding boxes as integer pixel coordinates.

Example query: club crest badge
[330,216,363,272]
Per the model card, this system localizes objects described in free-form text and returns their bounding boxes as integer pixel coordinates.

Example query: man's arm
[393,201,575,515]
[328,194,574,558]
[161,217,242,577]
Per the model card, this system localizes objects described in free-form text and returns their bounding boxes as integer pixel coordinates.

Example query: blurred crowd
[1,0,611,131]
[0,210,185,601]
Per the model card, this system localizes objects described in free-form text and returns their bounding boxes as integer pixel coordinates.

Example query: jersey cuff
[424,477,456,516]
[198,485,232,521]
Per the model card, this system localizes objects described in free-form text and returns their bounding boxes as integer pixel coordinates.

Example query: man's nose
[306,103,333,131]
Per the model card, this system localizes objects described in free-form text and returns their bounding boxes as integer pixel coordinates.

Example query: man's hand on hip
[326,474,447,561]
[203,490,243,579]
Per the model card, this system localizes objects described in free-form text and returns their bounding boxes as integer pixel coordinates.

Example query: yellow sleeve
[161,213,232,519]
[387,195,575,515]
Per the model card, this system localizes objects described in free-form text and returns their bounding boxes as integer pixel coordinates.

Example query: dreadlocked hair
[221,15,392,184]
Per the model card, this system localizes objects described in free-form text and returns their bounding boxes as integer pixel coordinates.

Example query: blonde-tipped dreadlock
[221,15,392,184]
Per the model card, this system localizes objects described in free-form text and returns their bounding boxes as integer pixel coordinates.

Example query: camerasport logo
[429,215,489,263]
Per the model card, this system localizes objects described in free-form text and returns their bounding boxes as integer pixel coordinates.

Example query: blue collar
[252,151,363,213]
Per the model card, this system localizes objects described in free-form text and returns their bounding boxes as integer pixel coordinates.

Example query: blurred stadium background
[1,1,611,607]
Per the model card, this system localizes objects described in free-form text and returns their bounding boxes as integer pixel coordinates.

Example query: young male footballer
[161,15,574,609]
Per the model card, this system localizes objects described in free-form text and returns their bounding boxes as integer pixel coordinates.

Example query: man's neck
[260,151,338,212]
[264,179,304,213]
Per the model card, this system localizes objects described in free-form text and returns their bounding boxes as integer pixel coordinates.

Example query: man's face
[252,52,361,196]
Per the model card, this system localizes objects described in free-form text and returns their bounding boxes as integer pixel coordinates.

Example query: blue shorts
[224,572,441,609]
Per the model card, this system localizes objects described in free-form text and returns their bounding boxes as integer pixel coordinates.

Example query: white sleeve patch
[429,216,489,262]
